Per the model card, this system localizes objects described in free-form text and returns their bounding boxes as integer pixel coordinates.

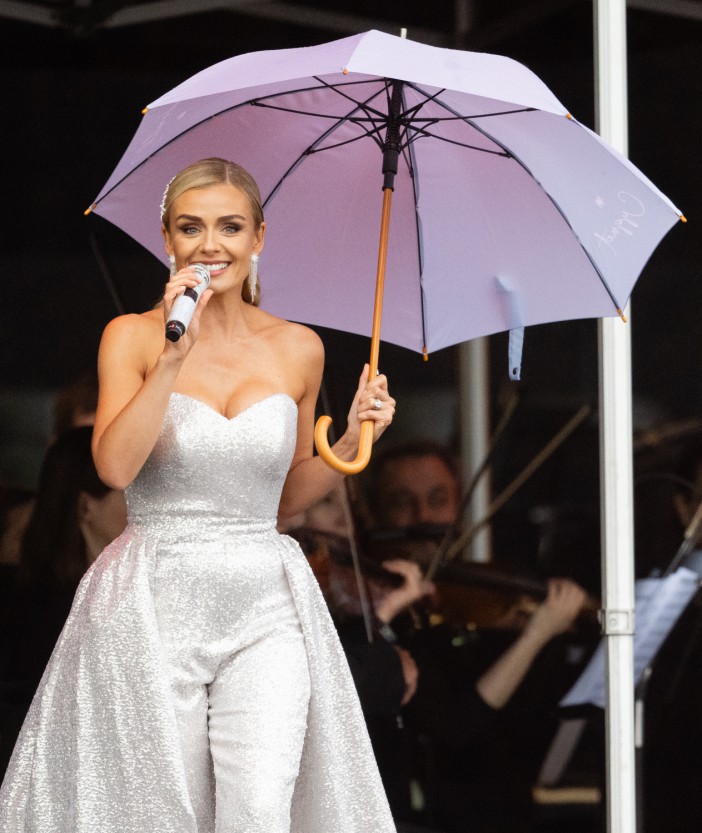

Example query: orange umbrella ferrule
[84,204,96,216]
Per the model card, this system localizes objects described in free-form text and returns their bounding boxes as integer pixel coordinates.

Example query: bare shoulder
[279,321,324,380]
[99,310,163,368]
[102,309,161,338]
[254,309,324,364]
[282,319,324,358]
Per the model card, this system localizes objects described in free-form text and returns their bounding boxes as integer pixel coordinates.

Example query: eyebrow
[174,213,247,222]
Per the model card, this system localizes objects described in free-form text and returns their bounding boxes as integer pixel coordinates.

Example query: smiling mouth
[196,262,229,273]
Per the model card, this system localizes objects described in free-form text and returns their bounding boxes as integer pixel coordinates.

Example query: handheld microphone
[165,264,211,342]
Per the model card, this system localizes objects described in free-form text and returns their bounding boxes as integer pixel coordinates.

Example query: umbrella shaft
[369,187,393,379]
[382,80,404,190]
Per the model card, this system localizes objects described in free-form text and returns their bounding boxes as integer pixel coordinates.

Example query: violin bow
[320,372,376,642]
[425,390,520,582]
[443,404,592,564]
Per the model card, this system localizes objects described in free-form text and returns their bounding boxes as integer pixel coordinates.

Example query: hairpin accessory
[160,175,177,221]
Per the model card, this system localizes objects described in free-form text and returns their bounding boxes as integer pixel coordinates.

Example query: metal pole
[458,338,492,562]
[594,3,637,833]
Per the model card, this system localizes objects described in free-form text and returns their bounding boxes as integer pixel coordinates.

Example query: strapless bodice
[0,390,396,833]
[125,392,298,528]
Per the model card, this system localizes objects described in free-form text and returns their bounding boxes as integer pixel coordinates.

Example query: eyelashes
[176,224,243,235]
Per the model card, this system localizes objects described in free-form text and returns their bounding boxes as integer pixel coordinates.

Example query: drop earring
[169,255,177,277]
[248,253,259,300]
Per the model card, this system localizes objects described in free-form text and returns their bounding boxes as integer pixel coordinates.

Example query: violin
[289,524,599,632]
[286,526,404,590]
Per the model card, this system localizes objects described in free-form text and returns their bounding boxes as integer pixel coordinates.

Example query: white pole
[594,3,637,833]
[458,338,492,562]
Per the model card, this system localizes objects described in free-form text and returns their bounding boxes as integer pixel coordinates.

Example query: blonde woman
[0,158,396,833]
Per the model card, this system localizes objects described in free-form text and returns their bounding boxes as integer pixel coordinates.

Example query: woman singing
[0,157,396,833]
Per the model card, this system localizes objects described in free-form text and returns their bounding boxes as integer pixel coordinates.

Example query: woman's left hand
[346,363,396,444]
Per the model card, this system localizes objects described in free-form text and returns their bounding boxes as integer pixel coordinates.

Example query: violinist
[362,439,588,833]
[639,437,702,833]
[280,484,435,826]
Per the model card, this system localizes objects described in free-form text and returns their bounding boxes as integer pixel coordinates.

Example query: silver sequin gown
[0,392,396,833]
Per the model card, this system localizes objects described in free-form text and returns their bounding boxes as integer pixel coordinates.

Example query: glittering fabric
[0,393,395,833]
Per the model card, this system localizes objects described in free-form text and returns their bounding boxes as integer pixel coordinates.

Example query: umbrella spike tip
[84,204,95,216]
[617,308,628,323]
[142,106,149,115]
[342,68,348,75]
[422,345,429,361]
[680,214,688,223]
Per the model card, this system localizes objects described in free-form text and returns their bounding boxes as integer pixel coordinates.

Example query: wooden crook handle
[313,187,394,475]
[314,416,374,475]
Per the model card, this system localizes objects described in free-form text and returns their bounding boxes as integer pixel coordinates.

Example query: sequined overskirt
[0,393,395,832]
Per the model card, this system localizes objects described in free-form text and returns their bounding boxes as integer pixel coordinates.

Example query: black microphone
[165,264,211,342]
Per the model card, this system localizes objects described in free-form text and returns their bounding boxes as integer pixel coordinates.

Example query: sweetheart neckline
[169,391,297,422]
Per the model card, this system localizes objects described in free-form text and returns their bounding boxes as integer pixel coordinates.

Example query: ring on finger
[373,398,382,411]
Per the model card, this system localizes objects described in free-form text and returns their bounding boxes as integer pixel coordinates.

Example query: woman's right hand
[92,268,210,490]
[162,267,214,355]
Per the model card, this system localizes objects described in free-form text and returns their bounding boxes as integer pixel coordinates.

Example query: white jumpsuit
[0,392,395,833]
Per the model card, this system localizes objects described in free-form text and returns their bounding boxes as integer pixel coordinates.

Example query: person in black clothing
[642,438,702,833]
[362,440,589,833]
[282,484,433,824]
[287,468,587,831]
[0,427,127,778]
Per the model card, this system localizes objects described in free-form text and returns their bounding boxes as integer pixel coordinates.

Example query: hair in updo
[161,158,264,306]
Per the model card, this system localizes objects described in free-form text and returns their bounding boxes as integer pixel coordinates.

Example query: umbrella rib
[400,82,536,123]
[404,129,509,156]
[400,123,429,356]
[406,110,537,121]
[397,83,518,156]
[399,85,537,123]
[412,86,625,312]
[313,74,394,123]
[261,90,389,209]
[252,101,388,127]
[94,79,533,211]
[306,132,383,154]
[247,75,390,121]
[253,76,397,153]
[251,102,387,150]
[94,80,389,209]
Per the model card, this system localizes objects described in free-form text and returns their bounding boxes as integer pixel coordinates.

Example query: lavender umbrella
[88,29,684,472]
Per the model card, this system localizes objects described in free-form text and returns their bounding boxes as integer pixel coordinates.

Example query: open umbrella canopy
[90,29,683,356]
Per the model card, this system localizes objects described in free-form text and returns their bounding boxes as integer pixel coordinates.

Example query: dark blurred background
[0,0,700,584]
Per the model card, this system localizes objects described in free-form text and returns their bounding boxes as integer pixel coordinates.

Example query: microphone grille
[191,263,211,285]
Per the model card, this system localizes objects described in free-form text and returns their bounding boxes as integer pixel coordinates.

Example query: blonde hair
[162,158,264,306]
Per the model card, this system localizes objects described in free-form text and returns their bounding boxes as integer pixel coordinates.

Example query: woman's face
[163,183,264,295]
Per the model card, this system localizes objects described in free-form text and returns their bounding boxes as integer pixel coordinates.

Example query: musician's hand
[395,647,419,706]
[476,578,587,710]
[524,578,587,647]
[373,559,435,624]
[493,594,538,631]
